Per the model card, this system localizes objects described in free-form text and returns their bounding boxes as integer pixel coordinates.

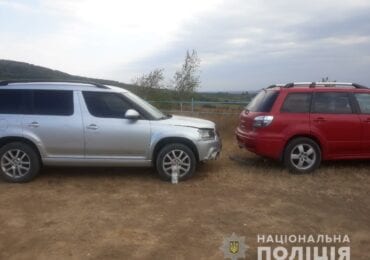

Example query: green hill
[0,59,251,104]
[0,59,136,91]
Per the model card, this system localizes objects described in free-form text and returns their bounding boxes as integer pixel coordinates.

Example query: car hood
[157,115,215,129]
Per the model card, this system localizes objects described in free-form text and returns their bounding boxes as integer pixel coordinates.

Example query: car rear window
[246,90,279,112]
[281,93,312,113]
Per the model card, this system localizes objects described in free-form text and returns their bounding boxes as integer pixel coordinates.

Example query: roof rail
[281,82,368,89]
[0,80,109,89]
[284,83,295,88]
[352,83,368,89]
[266,84,285,89]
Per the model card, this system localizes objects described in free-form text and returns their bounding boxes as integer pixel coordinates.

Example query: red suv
[236,82,370,173]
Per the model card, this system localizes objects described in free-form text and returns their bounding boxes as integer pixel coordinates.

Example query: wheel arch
[281,134,323,161]
[0,136,42,163]
[152,137,199,165]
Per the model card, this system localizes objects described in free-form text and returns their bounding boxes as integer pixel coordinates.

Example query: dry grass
[0,112,369,259]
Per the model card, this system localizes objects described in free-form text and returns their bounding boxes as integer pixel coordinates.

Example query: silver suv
[0,81,221,182]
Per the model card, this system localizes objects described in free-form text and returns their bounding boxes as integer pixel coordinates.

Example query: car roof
[0,81,128,93]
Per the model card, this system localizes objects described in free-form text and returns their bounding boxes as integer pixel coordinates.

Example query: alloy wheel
[1,149,31,178]
[162,149,191,177]
[290,144,316,170]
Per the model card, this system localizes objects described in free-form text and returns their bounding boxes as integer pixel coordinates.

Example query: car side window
[354,93,370,114]
[0,90,26,114]
[312,92,352,114]
[32,90,74,116]
[281,93,311,113]
[83,92,133,118]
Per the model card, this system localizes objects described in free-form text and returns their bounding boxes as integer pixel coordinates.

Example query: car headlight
[198,128,215,140]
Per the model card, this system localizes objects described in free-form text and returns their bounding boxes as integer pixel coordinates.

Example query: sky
[0,0,370,91]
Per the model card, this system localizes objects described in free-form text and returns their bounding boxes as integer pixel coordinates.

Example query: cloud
[1,0,369,90]
[121,0,370,90]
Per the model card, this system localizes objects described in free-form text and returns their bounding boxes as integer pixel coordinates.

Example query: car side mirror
[125,109,140,120]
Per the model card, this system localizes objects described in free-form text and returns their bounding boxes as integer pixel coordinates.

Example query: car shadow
[38,166,158,181]
[228,154,283,169]
[320,159,370,169]
[37,165,209,183]
[228,153,370,174]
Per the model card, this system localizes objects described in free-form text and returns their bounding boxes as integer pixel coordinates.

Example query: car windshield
[123,91,167,120]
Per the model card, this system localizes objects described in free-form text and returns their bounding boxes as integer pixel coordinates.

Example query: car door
[310,91,362,157]
[277,91,312,137]
[22,90,84,158]
[352,92,370,155]
[80,91,151,159]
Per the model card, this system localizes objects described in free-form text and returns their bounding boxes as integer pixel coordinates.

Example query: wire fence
[148,98,249,115]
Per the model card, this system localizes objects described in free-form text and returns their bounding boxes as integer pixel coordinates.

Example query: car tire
[156,143,196,181]
[0,142,41,183]
[283,137,321,174]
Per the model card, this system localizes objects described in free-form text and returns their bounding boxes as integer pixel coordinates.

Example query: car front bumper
[196,136,222,161]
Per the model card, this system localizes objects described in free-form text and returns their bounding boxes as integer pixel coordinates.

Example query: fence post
[191,98,194,113]
[180,102,183,112]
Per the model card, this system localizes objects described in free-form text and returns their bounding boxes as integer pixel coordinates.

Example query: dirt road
[0,114,369,259]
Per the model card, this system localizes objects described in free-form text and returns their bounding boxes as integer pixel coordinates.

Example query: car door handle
[365,118,370,123]
[313,117,326,123]
[86,124,99,130]
[28,122,39,128]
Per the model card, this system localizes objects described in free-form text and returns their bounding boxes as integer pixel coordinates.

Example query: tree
[133,68,165,89]
[132,68,165,98]
[321,77,336,87]
[321,77,336,82]
[173,50,201,98]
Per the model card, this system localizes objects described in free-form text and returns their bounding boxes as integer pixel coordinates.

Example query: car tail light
[253,116,274,128]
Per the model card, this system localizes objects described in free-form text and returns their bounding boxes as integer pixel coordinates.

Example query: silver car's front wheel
[156,143,196,181]
[0,142,40,182]
[162,149,191,177]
